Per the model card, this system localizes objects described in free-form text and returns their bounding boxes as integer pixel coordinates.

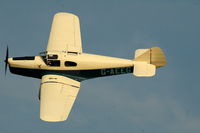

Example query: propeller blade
[4,46,9,75]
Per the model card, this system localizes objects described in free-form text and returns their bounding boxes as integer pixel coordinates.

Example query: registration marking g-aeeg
[100,67,132,76]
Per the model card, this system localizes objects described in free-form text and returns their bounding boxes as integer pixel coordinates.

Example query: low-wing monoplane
[4,12,167,122]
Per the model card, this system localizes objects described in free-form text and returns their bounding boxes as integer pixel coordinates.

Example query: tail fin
[133,47,167,77]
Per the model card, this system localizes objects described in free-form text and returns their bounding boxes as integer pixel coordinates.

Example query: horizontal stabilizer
[133,62,156,77]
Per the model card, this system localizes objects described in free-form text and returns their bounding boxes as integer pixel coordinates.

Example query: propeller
[4,46,9,75]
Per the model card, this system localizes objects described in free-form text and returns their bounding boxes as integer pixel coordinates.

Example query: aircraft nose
[7,58,12,64]
[7,58,17,67]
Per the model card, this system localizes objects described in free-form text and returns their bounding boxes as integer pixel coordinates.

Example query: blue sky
[0,0,200,133]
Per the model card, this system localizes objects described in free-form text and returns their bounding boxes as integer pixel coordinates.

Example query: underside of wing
[40,75,80,122]
[47,12,82,53]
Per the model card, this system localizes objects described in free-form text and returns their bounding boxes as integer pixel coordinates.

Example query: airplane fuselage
[8,52,134,81]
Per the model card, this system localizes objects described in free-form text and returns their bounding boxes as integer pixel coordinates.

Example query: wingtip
[40,116,67,122]
[54,12,78,18]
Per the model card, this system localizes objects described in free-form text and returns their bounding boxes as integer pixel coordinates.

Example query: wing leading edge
[47,12,82,53]
[40,75,80,122]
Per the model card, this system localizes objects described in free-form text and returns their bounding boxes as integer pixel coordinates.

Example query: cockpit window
[13,56,35,60]
[47,54,58,59]
[65,61,77,67]
[39,52,59,66]
[47,60,60,66]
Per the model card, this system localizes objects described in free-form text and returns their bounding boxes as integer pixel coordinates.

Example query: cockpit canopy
[47,54,58,59]
[39,52,78,67]
[39,52,60,66]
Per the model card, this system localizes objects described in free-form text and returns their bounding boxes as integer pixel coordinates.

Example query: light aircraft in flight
[4,12,167,122]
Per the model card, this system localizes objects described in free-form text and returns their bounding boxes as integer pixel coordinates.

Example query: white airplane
[4,12,167,122]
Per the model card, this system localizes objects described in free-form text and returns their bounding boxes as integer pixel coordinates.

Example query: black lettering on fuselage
[110,69,115,75]
[126,67,132,73]
[115,68,120,75]
[101,69,106,75]
[100,67,132,76]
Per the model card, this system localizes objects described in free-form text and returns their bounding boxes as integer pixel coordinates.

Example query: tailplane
[133,47,167,77]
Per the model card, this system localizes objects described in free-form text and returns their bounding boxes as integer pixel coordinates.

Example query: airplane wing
[40,74,80,122]
[46,13,82,53]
